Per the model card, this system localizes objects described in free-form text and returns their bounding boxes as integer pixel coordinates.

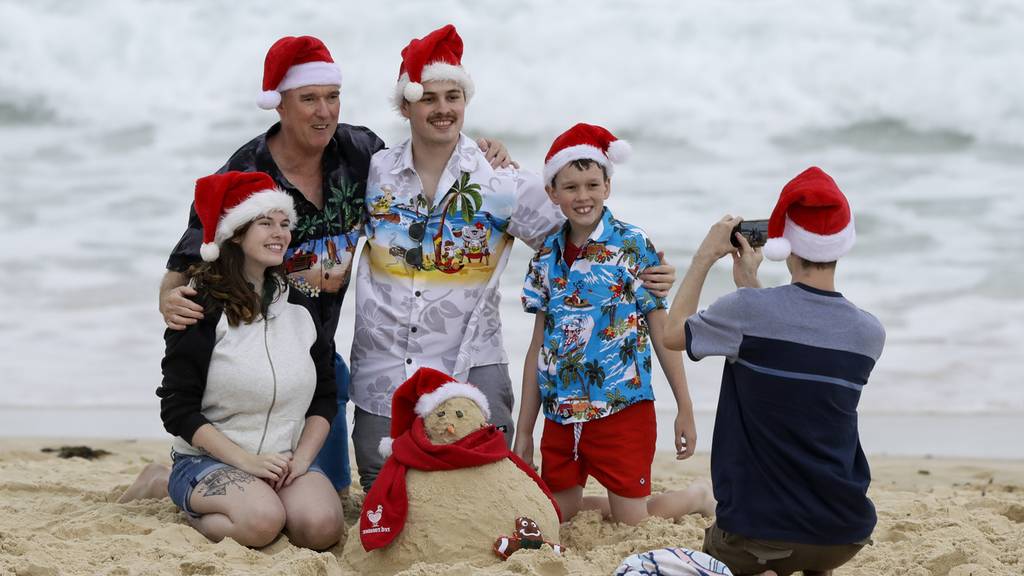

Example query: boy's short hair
[796,257,837,271]
[550,158,609,188]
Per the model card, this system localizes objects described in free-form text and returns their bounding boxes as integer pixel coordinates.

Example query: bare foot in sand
[117,462,170,503]
[690,477,717,518]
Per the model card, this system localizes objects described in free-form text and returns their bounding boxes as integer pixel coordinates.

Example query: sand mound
[2,440,1024,575]
[343,458,560,574]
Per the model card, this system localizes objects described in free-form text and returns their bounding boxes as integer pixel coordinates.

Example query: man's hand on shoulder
[161,285,205,330]
[639,251,676,298]
[476,137,519,169]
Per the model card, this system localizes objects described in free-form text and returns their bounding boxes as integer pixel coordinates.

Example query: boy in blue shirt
[513,124,710,525]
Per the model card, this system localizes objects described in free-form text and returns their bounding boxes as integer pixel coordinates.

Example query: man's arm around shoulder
[160,270,204,330]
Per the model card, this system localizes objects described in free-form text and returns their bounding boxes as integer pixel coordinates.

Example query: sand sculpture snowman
[343,368,562,574]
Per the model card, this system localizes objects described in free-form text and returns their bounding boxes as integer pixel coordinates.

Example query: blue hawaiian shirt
[522,208,666,424]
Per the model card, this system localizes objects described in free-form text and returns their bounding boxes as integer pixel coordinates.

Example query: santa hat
[543,123,632,186]
[194,171,297,262]
[379,367,490,458]
[257,35,343,110]
[393,24,475,108]
[762,167,856,262]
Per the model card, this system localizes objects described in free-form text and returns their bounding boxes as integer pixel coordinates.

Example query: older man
[349,25,677,490]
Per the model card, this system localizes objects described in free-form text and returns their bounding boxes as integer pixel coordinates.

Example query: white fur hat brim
[210,190,298,255]
[543,144,616,186]
[393,63,475,109]
[414,382,491,420]
[766,214,856,262]
[258,61,342,110]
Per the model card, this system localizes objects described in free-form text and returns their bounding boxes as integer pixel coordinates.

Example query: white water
[1,1,1022,455]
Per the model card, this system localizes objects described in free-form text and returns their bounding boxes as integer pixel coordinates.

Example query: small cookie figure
[493,516,564,560]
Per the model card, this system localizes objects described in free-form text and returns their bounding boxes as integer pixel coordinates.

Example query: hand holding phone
[730,219,768,248]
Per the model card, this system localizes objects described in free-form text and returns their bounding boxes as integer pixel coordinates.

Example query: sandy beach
[1,439,1022,576]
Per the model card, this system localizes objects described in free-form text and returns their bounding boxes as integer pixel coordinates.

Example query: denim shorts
[168,450,326,517]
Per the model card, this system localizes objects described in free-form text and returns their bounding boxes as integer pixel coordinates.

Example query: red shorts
[540,400,656,498]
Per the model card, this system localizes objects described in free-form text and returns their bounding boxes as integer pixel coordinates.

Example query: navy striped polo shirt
[686,282,885,545]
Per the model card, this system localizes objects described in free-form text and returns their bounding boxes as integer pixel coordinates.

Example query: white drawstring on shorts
[572,422,583,461]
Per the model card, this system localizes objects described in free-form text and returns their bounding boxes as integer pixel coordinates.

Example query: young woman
[150,171,343,549]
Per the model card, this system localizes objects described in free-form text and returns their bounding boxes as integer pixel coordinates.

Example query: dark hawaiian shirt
[167,122,385,338]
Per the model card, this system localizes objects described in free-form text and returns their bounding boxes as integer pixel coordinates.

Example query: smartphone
[730,219,768,248]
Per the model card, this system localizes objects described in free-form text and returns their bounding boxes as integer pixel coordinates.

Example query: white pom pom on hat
[200,242,221,263]
[257,90,282,111]
[762,236,792,261]
[606,138,632,164]
[403,81,424,103]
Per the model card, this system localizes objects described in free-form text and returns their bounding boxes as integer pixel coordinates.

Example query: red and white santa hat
[393,24,475,108]
[762,166,856,262]
[194,171,297,262]
[378,367,491,458]
[257,35,343,110]
[543,123,632,186]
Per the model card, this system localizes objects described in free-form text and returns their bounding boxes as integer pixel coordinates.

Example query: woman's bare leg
[187,467,286,548]
[276,471,345,550]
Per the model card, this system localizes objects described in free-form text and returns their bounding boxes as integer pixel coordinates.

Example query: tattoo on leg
[198,468,256,497]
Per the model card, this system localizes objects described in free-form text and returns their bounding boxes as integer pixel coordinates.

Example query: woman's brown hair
[188,221,287,326]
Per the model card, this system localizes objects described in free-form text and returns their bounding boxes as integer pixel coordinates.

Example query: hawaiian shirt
[349,133,564,416]
[522,208,666,424]
[167,122,384,338]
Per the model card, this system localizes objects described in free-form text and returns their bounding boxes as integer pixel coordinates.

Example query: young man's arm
[646,309,697,459]
[665,215,761,351]
[638,251,677,299]
[475,138,516,169]
[512,312,546,467]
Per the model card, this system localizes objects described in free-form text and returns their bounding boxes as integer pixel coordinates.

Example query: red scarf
[360,419,561,551]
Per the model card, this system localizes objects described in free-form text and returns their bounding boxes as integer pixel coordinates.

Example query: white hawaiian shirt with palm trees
[350,134,563,417]
[522,208,666,424]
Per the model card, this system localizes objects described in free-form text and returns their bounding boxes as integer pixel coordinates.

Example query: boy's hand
[638,251,677,298]
[476,138,519,169]
[731,231,763,288]
[674,411,697,460]
[694,215,743,264]
[512,435,536,470]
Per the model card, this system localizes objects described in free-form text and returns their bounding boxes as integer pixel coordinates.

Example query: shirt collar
[555,207,617,252]
[256,122,340,179]
[389,133,479,176]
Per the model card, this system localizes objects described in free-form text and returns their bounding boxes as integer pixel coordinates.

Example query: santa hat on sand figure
[377,367,491,458]
[361,368,559,552]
